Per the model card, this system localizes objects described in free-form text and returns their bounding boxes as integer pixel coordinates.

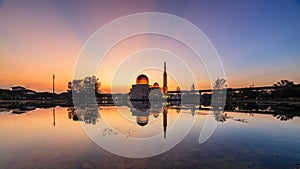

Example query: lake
[0,105,300,169]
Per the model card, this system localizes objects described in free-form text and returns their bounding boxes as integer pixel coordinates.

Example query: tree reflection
[212,109,227,122]
[102,128,118,136]
[64,101,300,126]
[67,107,78,121]
[272,105,299,121]
[67,106,100,125]
[227,102,300,121]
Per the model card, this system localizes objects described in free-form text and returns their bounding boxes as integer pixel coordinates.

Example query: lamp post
[53,74,55,98]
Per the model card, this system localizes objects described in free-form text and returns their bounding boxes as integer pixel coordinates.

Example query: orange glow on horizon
[1,1,299,93]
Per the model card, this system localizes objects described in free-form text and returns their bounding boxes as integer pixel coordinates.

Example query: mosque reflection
[66,100,171,138]
[130,100,168,138]
[67,106,100,125]
[130,101,162,126]
[64,100,300,138]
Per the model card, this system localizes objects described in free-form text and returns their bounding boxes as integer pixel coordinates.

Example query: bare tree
[213,77,227,89]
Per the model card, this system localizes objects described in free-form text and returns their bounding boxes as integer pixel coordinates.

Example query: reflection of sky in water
[99,106,179,138]
[0,107,299,168]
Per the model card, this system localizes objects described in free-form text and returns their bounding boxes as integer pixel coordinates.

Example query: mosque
[130,62,167,100]
[128,62,169,137]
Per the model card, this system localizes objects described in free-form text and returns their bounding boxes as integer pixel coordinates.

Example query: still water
[0,105,300,169]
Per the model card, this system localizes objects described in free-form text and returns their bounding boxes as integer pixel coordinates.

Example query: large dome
[136,116,149,126]
[136,74,149,85]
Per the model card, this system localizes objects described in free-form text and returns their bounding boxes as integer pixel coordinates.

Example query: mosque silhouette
[130,62,167,100]
[129,62,168,138]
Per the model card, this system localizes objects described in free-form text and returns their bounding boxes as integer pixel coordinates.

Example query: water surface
[0,106,299,169]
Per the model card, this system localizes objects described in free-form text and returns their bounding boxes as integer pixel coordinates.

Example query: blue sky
[0,0,299,92]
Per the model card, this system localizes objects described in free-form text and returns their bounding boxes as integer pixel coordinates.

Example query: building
[130,74,150,100]
[130,62,167,100]
[11,86,36,99]
[130,74,164,100]
[149,82,162,100]
[11,86,26,91]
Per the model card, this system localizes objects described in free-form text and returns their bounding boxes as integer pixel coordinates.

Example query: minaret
[163,62,168,94]
[52,74,56,127]
[52,74,55,98]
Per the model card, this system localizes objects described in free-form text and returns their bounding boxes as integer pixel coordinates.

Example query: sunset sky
[0,0,299,93]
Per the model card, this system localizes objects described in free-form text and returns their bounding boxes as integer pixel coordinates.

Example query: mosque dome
[136,116,149,126]
[153,82,159,88]
[136,74,149,85]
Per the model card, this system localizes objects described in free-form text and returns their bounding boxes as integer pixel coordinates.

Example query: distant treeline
[0,79,299,102]
[0,88,69,100]
[228,81,300,101]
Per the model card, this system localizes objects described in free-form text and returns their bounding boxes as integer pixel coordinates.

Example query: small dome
[153,82,159,88]
[153,113,159,118]
[136,116,148,126]
[136,74,149,85]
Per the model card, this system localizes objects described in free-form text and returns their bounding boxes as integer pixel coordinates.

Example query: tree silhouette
[273,80,294,87]
[272,80,298,99]
[213,77,227,89]
[212,78,227,108]
[190,84,195,91]
[67,81,72,93]
[70,76,101,95]
[67,107,100,125]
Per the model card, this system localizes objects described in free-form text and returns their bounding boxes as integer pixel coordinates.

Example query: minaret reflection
[163,106,167,139]
[52,107,56,127]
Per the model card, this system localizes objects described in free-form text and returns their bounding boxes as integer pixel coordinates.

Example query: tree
[273,80,294,87]
[95,78,101,93]
[70,76,101,95]
[190,84,195,91]
[272,80,296,99]
[67,81,72,93]
[213,77,227,89]
[212,78,227,108]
